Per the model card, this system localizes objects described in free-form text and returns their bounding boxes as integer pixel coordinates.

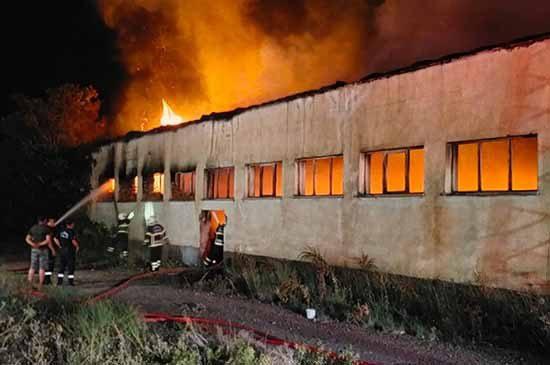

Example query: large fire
[160,99,184,127]
[97,0,378,134]
[97,1,547,135]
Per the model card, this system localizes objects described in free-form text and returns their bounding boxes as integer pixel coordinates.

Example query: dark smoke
[98,0,550,135]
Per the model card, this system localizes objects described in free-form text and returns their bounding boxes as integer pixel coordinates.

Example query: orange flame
[160,99,184,127]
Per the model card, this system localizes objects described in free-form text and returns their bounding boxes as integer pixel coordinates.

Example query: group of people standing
[26,208,226,288]
[26,216,79,288]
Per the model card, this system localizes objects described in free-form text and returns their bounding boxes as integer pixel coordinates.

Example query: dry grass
[0,270,355,364]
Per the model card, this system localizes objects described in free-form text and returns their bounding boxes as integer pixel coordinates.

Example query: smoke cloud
[97,0,550,134]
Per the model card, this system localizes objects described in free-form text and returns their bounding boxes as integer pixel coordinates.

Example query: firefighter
[107,211,134,259]
[44,217,58,285]
[55,220,79,286]
[144,216,168,271]
[203,212,225,267]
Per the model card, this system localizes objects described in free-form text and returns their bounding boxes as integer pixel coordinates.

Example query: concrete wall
[90,38,550,293]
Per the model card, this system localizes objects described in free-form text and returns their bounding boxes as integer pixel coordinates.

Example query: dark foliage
[0,84,102,238]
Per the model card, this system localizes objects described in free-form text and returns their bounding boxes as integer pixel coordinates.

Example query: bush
[70,214,115,268]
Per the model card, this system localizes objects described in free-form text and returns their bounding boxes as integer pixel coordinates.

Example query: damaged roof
[91,31,550,149]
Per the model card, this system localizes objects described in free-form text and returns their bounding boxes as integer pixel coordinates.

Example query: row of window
[101,135,538,202]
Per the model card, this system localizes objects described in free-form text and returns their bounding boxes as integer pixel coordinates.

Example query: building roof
[91,31,550,150]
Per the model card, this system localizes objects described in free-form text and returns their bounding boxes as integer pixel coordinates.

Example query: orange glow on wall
[512,137,538,191]
[386,152,406,192]
[456,143,479,192]
[409,149,424,193]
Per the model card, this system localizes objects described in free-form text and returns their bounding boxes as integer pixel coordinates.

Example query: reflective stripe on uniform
[45,272,52,276]
[68,275,74,279]
[57,273,64,278]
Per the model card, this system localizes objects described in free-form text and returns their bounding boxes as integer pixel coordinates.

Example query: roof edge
[90,30,550,150]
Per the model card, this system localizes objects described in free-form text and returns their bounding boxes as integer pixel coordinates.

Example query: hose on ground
[5,266,375,365]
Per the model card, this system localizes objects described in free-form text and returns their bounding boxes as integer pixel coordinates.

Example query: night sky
[0,1,123,116]
[2,0,550,121]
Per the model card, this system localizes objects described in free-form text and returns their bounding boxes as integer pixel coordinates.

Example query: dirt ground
[1,259,544,365]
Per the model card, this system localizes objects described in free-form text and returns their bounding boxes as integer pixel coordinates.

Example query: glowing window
[153,173,165,194]
[97,178,115,202]
[133,176,138,194]
[172,171,195,200]
[451,135,537,193]
[206,167,235,199]
[248,162,283,198]
[296,156,343,197]
[118,175,138,202]
[143,173,164,201]
[107,178,116,193]
[361,147,424,195]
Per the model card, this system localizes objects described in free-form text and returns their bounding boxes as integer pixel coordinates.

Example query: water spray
[55,181,113,226]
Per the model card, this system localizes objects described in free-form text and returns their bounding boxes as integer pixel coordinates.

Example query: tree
[11,84,105,147]
[0,84,105,237]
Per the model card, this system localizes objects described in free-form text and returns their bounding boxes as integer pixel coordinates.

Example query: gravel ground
[1,264,545,365]
[112,284,543,365]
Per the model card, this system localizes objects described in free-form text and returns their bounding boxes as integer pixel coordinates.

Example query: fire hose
[6,266,376,365]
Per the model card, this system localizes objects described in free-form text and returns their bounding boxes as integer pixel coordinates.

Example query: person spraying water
[55,180,115,226]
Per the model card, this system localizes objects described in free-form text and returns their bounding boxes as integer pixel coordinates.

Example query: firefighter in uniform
[107,211,134,259]
[203,213,225,267]
[144,216,168,271]
[55,220,79,286]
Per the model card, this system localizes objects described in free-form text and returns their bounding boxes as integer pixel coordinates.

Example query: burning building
[90,33,550,293]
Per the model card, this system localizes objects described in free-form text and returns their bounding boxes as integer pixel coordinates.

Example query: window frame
[295,154,344,197]
[447,134,538,195]
[171,170,196,201]
[247,161,283,198]
[204,166,235,200]
[142,172,165,201]
[118,175,138,202]
[359,146,425,196]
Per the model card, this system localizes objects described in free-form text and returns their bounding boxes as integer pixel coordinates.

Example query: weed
[299,247,332,301]
[356,252,377,271]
